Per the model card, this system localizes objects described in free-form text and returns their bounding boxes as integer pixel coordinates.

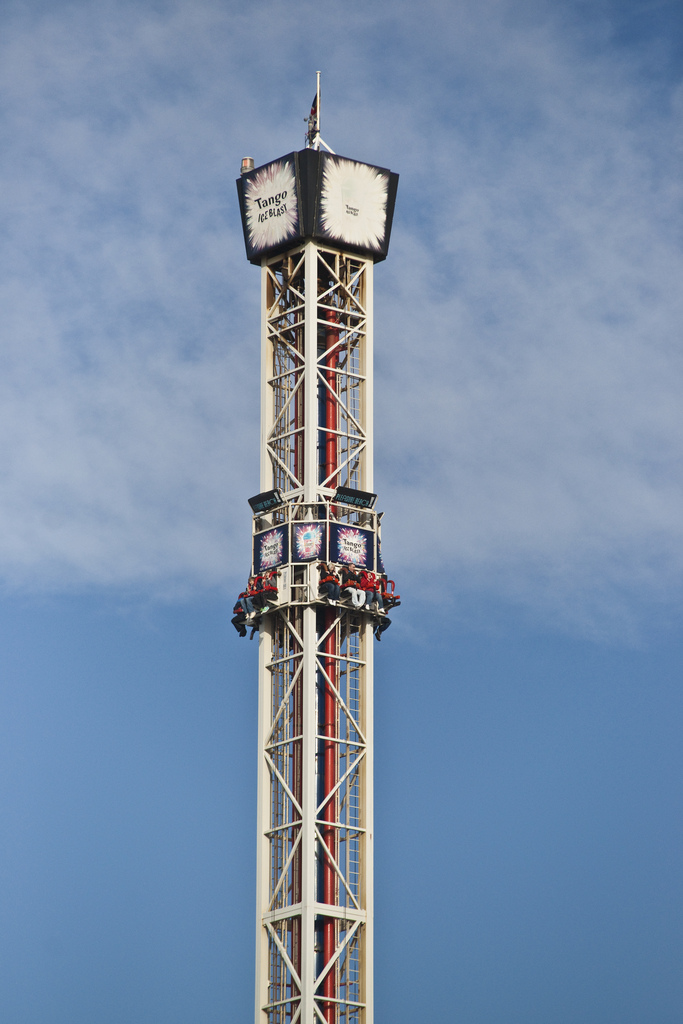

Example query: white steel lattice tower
[236,136,398,1024]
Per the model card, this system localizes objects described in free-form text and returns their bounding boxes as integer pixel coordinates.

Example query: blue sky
[0,1,681,1021]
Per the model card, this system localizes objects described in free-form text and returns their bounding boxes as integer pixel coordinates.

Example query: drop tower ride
[235,86,398,1024]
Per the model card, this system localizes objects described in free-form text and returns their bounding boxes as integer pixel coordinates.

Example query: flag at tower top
[306,92,318,148]
[305,70,321,149]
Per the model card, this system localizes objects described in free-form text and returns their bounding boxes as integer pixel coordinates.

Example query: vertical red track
[322,307,339,1022]
[324,309,338,490]
[295,311,303,491]
[292,635,303,1002]
[289,276,304,1002]
[322,611,336,1023]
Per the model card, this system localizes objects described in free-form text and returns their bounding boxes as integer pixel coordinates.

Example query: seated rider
[340,564,365,608]
[373,574,400,639]
[318,562,341,603]
[249,574,272,613]
[374,613,392,641]
[233,575,265,638]
[239,582,256,618]
[231,598,248,637]
[358,569,384,612]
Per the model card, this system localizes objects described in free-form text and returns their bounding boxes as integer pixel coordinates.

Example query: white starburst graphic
[245,159,298,253]
[337,527,368,566]
[319,158,389,251]
[259,528,284,569]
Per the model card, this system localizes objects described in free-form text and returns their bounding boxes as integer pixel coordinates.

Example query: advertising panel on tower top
[236,149,399,264]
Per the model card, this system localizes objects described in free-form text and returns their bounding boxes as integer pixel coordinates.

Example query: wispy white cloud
[365,1,683,634]
[0,1,262,592]
[0,0,680,635]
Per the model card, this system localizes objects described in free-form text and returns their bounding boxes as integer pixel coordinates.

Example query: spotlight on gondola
[333,485,377,510]
[248,489,284,513]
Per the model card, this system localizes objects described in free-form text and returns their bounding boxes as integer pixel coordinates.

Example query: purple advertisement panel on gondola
[329,523,374,570]
[254,526,288,574]
[292,522,326,563]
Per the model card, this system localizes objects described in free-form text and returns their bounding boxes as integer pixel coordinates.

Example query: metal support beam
[255,244,375,1023]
